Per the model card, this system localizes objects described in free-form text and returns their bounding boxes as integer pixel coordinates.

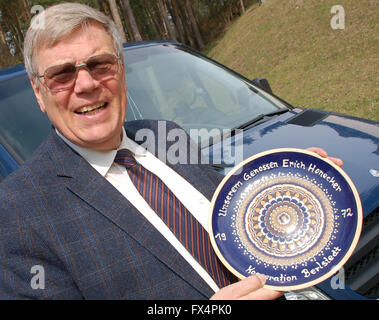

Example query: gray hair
[24,2,123,82]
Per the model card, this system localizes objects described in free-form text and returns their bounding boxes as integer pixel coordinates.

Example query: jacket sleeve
[0,176,82,300]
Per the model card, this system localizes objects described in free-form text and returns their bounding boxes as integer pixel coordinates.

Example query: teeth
[76,103,105,114]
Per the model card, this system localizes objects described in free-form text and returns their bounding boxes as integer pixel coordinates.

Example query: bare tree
[240,0,245,13]
[184,0,204,49]
[177,0,196,48]
[121,0,142,41]
[157,0,177,41]
[108,0,127,43]
[170,0,186,43]
[141,0,166,39]
[0,28,5,46]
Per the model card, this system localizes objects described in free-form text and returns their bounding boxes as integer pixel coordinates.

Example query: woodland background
[0,0,257,69]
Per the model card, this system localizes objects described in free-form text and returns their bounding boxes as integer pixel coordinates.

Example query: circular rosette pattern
[236,176,334,267]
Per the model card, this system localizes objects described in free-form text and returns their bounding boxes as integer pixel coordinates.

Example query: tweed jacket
[0,120,224,299]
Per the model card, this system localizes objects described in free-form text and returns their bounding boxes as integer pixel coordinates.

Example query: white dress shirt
[56,128,219,293]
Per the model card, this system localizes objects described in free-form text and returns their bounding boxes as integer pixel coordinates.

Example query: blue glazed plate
[209,148,362,291]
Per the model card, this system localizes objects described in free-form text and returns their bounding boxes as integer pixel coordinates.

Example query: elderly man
[0,3,340,300]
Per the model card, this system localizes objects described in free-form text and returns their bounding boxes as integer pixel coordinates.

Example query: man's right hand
[210,274,283,300]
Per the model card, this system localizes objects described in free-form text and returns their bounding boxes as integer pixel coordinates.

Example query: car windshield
[124,44,284,140]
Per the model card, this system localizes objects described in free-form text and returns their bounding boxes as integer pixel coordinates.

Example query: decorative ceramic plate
[209,148,362,291]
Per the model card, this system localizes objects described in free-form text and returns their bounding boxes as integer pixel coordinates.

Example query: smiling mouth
[75,102,108,115]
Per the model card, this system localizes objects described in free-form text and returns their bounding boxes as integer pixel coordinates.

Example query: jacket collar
[55,127,146,178]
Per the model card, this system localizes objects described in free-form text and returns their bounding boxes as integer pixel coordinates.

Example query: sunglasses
[34,53,121,92]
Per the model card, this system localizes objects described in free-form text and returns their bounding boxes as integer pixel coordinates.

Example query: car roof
[0,64,27,81]
[122,40,179,49]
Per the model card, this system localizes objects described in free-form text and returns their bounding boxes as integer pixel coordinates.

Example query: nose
[73,66,99,94]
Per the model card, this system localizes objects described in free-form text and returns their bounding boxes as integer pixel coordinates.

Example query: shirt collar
[55,127,147,177]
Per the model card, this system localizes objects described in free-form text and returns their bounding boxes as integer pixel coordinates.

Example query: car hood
[204,108,379,217]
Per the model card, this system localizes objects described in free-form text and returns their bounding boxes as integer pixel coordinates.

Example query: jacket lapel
[48,131,214,298]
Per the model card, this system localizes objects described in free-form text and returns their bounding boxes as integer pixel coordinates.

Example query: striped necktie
[114,149,238,288]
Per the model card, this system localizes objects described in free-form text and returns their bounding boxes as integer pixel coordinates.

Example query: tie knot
[114,149,137,169]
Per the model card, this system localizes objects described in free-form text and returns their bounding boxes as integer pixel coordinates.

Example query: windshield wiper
[232,108,289,131]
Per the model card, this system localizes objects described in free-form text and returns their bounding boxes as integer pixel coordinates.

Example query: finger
[306,147,328,158]
[226,274,266,299]
[328,156,343,167]
[306,147,343,167]
[211,274,266,300]
[239,287,283,300]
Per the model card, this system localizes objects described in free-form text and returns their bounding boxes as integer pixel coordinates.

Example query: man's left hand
[307,147,343,167]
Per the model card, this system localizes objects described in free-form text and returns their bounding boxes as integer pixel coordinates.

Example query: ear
[120,62,127,91]
[30,77,47,113]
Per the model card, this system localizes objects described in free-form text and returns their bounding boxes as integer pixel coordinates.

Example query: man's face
[31,22,127,150]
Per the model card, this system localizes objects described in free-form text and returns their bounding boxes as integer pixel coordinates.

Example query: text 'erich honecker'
[217,157,343,217]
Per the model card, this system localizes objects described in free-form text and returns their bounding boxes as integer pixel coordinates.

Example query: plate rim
[208,147,363,291]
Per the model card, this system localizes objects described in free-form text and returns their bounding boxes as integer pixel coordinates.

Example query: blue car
[0,41,378,300]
